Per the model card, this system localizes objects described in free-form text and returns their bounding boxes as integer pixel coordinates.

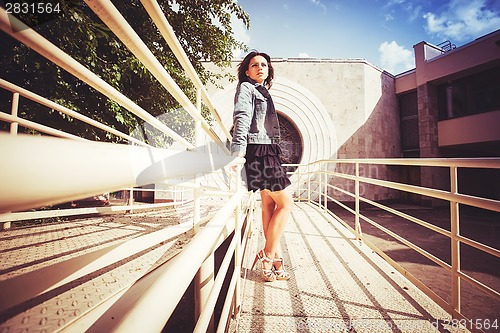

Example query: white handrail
[0,8,193,149]
[0,133,237,214]
[313,157,500,168]
[1,3,246,333]
[329,170,500,212]
[292,157,500,329]
[86,188,247,333]
[84,0,229,153]
[139,0,232,140]
[0,78,151,146]
[0,112,87,141]
[3,0,498,330]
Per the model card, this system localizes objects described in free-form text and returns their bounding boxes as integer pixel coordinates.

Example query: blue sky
[231,0,500,74]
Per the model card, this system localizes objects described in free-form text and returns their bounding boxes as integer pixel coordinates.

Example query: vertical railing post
[355,162,361,240]
[323,161,328,211]
[193,88,215,332]
[450,166,461,317]
[297,164,302,201]
[307,163,311,202]
[129,188,133,205]
[232,163,243,318]
[318,162,322,207]
[3,93,19,229]
[193,88,203,233]
[10,92,19,135]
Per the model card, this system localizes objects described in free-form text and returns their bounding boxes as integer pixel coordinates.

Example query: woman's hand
[230,153,245,173]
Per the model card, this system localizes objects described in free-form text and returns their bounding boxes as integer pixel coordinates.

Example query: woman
[231,51,293,282]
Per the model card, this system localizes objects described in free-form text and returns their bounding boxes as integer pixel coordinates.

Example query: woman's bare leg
[260,189,293,260]
[261,190,278,231]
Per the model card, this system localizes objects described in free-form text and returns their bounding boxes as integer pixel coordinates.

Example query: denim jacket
[230,80,280,156]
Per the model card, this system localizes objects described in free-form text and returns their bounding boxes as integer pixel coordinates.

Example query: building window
[399,91,419,154]
[277,113,303,174]
[438,66,500,120]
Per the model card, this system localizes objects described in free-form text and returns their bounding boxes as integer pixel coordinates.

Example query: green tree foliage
[0,0,249,144]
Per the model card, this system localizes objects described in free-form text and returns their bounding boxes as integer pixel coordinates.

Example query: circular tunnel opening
[277,112,303,174]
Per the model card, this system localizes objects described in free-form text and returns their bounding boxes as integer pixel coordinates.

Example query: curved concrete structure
[211,77,337,162]
[204,58,400,201]
[209,76,336,195]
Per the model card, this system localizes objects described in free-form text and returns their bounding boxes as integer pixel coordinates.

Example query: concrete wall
[205,59,401,202]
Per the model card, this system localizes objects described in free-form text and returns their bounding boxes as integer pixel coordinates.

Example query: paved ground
[0,200,222,333]
[232,202,466,333]
[328,202,500,324]
[0,200,497,332]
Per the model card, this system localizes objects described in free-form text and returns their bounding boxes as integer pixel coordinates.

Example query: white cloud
[309,0,327,13]
[407,4,422,22]
[298,52,310,58]
[378,41,415,74]
[383,1,421,23]
[423,0,500,42]
[384,0,405,6]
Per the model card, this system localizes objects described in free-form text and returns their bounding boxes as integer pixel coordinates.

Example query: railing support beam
[0,8,193,149]
[194,87,215,332]
[355,162,362,240]
[450,166,461,316]
[0,133,235,214]
[323,162,328,211]
[9,92,19,135]
[233,164,243,318]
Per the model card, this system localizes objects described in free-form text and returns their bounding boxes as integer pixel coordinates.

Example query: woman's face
[246,55,269,84]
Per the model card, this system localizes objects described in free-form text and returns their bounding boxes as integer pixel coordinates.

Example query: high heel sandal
[273,258,291,280]
[251,250,275,282]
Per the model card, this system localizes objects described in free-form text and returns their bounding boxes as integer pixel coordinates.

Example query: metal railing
[2,1,499,332]
[290,158,500,332]
[0,1,251,332]
[437,40,457,52]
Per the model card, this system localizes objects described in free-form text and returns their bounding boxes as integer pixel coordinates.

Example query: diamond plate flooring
[0,200,221,333]
[233,202,464,333]
[0,200,470,332]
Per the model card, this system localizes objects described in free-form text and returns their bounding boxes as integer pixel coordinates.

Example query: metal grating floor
[232,202,464,333]
[0,200,470,332]
[0,200,223,333]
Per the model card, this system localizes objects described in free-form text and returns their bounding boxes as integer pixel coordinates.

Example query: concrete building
[204,29,500,206]
[395,29,500,206]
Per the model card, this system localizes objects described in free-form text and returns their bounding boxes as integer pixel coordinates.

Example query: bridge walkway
[233,201,458,333]
[0,200,467,332]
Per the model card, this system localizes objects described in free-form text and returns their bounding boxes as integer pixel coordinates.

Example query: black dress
[244,143,291,192]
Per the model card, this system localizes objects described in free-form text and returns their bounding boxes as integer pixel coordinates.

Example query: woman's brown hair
[237,51,274,89]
